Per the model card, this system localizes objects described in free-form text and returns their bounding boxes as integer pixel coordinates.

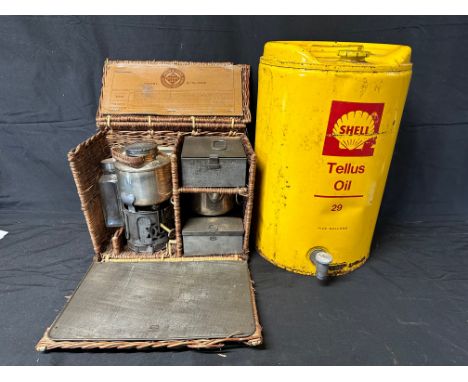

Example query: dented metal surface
[255,41,413,276]
[49,261,257,341]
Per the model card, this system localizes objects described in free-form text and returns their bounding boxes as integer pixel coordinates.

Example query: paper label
[100,63,244,116]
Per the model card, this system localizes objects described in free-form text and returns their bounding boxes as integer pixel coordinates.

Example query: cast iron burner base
[123,200,173,253]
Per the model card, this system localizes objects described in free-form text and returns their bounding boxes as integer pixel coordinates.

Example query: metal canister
[114,142,172,207]
[255,41,412,277]
[191,193,235,216]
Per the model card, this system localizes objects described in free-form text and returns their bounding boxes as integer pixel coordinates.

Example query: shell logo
[322,101,384,157]
[332,110,378,150]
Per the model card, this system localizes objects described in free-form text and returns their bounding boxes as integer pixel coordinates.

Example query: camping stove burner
[122,201,173,253]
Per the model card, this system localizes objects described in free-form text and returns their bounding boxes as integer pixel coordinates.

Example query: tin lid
[260,41,412,72]
[125,142,158,157]
[182,217,244,236]
[181,136,246,159]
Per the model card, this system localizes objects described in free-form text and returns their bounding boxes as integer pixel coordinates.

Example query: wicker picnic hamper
[36,60,262,351]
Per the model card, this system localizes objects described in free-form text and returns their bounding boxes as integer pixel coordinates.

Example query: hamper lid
[96,60,251,130]
[261,41,412,72]
[182,217,244,236]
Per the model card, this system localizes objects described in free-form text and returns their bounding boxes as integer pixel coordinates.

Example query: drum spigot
[309,249,333,284]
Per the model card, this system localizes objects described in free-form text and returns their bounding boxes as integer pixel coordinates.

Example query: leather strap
[111,147,146,168]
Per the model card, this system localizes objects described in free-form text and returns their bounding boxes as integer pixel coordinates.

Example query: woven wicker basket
[36,60,262,351]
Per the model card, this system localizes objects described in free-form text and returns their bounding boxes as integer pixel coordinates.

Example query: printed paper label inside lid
[100,63,244,116]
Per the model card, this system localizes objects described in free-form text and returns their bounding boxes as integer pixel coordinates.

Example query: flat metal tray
[49,260,256,341]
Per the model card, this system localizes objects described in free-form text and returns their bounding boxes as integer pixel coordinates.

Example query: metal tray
[49,260,256,341]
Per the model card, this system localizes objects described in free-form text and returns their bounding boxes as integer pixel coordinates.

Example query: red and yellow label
[322,101,384,157]
[315,101,386,198]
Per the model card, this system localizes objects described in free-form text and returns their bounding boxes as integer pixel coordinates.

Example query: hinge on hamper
[229,118,235,135]
[191,116,200,135]
[229,117,244,136]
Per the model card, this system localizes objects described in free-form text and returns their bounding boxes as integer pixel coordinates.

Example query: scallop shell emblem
[332,110,377,150]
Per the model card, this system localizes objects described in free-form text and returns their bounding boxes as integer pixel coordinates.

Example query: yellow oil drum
[255,41,412,277]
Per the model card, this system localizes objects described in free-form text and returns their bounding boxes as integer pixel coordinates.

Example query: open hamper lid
[96,60,251,130]
[38,261,261,349]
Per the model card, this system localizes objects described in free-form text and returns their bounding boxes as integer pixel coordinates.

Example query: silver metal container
[181,136,247,187]
[114,142,172,207]
[191,192,235,216]
[98,158,124,227]
[182,216,244,256]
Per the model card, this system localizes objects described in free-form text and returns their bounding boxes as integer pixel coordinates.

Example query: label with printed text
[322,101,385,157]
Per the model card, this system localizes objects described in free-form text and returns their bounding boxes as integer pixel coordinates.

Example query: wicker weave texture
[96,60,251,130]
[68,129,255,260]
[40,60,262,352]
